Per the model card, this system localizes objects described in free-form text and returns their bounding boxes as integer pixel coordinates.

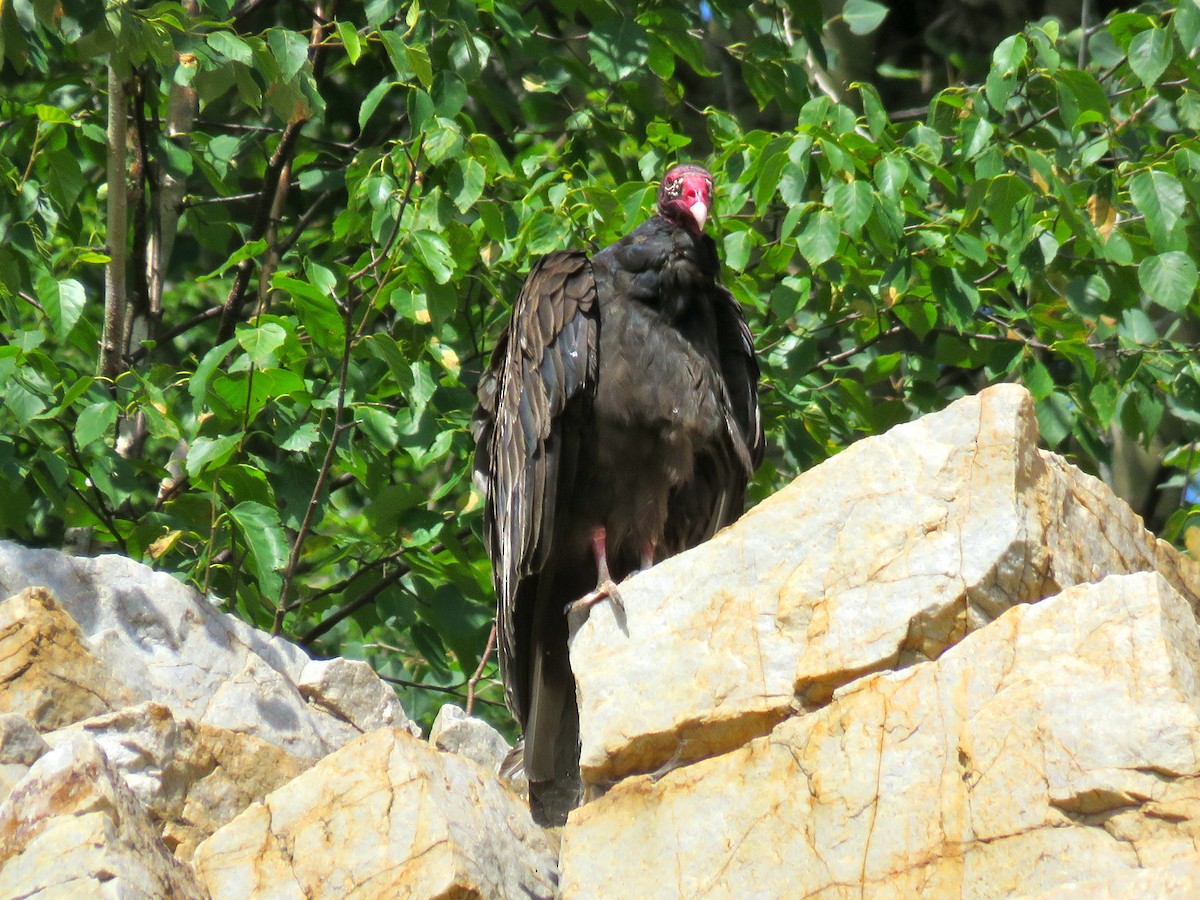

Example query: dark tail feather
[524,612,582,827]
[527,703,580,827]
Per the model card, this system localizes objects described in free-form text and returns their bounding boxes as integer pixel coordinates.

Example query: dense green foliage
[1,1,1198,731]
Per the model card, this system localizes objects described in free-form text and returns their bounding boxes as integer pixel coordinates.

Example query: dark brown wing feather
[658,293,762,554]
[715,283,765,472]
[472,250,598,723]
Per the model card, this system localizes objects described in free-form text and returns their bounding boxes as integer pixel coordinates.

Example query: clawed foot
[565,579,625,617]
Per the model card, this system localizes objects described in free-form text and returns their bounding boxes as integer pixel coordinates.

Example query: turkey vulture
[473,164,763,826]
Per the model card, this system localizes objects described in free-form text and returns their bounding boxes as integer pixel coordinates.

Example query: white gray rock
[0,541,410,760]
[430,703,512,773]
[299,656,421,737]
[0,713,48,802]
[41,700,310,859]
[0,713,48,766]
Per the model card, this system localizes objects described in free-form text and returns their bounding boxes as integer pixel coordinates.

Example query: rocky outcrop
[561,384,1200,896]
[562,571,1200,896]
[0,547,420,759]
[0,545,551,897]
[0,383,1198,897]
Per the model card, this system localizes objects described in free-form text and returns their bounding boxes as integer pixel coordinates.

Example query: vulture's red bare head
[658,164,714,236]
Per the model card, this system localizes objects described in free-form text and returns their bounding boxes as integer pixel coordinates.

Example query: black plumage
[473,164,763,826]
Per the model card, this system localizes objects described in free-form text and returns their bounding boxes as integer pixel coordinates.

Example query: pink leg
[565,527,626,616]
[592,527,613,584]
[640,539,657,571]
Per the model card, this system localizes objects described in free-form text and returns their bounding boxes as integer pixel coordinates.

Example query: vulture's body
[474,166,762,825]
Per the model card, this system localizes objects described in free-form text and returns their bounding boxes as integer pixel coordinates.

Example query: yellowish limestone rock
[561,572,1200,898]
[46,701,309,861]
[0,587,135,730]
[0,734,206,899]
[194,726,558,899]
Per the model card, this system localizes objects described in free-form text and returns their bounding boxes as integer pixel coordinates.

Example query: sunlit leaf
[1139,252,1198,312]
[229,500,287,598]
[843,0,888,36]
[796,209,839,267]
[1127,27,1169,88]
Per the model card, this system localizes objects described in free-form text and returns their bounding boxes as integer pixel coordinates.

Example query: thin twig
[214,120,304,344]
[809,325,905,372]
[466,622,497,716]
[60,422,129,554]
[378,674,506,708]
[127,305,223,363]
[181,191,267,208]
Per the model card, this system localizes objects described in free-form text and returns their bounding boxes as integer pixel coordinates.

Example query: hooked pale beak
[689,200,709,232]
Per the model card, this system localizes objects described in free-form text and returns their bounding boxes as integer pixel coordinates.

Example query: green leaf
[199,240,267,283]
[209,368,307,424]
[186,434,239,476]
[1054,69,1110,131]
[1129,169,1186,251]
[407,87,434,133]
[985,34,1026,109]
[4,380,45,428]
[356,405,399,449]
[229,500,287,598]
[423,117,463,165]
[236,322,288,364]
[796,209,839,267]
[962,117,994,159]
[359,79,397,130]
[874,155,909,196]
[36,104,73,124]
[206,31,253,64]
[724,228,752,273]
[450,158,485,212]
[1023,359,1054,400]
[190,338,238,404]
[38,276,86,339]
[433,71,468,118]
[336,21,362,64]
[931,266,981,330]
[411,230,454,284]
[1175,0,1200,49]
[843,0,888,36]
[826,181,873,238]
[408,360,436,408]
[273,275,346,354]
[362,333,414,388]
[589,16,649,82]
[753,145,789,212]
[1127,27,1169,88]
[894,300,937,339]
[1138,252,1198,312]
[986,174,1033,234]
[407,43,433,90]
[75,400,117,447]
[279,421,320,452]
[1035,391,1072,448]
[267,27,309,80]
[647,37,674,79]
